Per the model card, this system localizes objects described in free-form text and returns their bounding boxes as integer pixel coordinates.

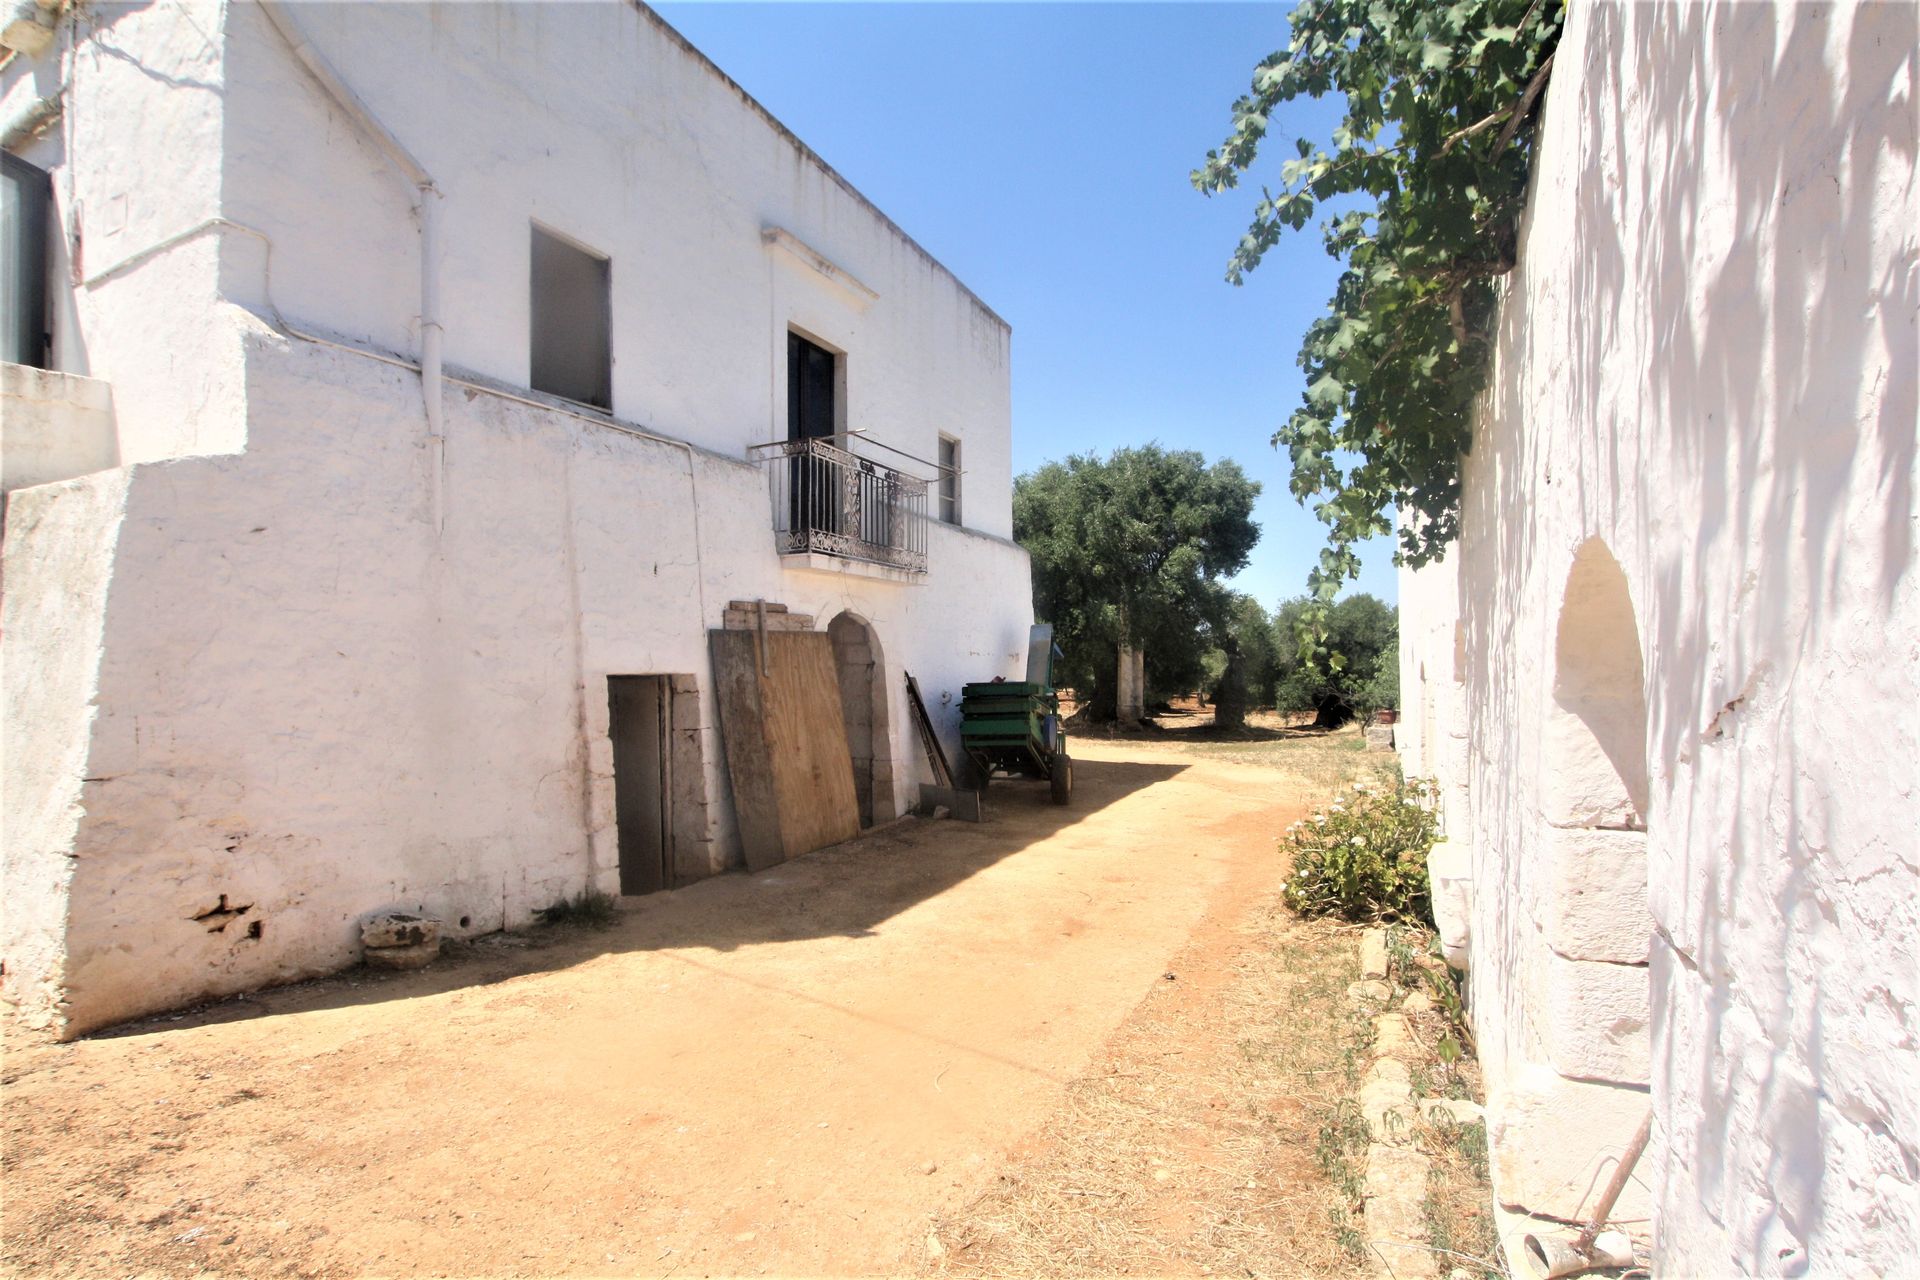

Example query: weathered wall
[0,469,129,1032]
[0,365,117,494]
[32,315,1028,1036]
[214,0,1014,538]
[1399,2,1918,1271]
[1,0,250,462]
[3,1,1030,1036]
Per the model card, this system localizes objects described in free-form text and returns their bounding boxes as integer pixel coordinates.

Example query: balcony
[749,435,931,579]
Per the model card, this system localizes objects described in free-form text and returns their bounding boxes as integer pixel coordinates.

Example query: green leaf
[1197,0,1563,601]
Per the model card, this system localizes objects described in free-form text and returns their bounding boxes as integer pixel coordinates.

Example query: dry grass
[924,904,1380,1278]
[1155,716,1399,796]
[1386,923,1502,1277]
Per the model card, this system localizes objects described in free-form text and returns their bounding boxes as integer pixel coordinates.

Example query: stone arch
[1499,538,1657,1225]
[828,612,894,827]
[1544,539,1650,827]
[1536,537,1652,1082]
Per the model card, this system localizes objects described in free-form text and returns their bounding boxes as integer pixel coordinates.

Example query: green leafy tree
[1193,0,1563,620]
[1015,446,1261,721]
[1206,594,1282,729]
[1271,593,1397,728]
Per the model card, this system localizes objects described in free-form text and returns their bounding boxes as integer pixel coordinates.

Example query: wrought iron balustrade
[748,436,930,575]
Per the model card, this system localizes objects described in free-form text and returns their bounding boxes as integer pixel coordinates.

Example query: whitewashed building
[1,1,1032,1037]
[1396,1,1917,1273]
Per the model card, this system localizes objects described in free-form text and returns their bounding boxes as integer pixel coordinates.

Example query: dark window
[787,331,841,538]
[529,225,611,410]
[939,435,961,525]
[787,330,837,441]
[2,153,52,370]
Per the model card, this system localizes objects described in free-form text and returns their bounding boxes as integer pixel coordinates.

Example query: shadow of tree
[1452,1,1916,1267]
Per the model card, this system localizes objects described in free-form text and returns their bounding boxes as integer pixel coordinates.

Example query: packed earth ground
[3,714,1489,1277]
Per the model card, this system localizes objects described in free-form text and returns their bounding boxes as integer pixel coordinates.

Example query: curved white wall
[1400,2,1918,1271]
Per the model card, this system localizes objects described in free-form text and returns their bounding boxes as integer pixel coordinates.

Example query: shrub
[1281,777,1438,922]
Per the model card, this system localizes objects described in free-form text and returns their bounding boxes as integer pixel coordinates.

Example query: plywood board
[708,630,786,871]
[708,628,861,868]
[760,631,862,859]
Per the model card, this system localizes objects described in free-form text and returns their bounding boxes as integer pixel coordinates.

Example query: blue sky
[653,1,1400,607]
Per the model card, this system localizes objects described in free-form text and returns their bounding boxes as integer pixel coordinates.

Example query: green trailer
[958,625,1072,805]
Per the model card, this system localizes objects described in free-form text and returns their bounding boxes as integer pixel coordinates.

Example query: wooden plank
[708,630,786,871]
[760,631,862,859]
[905,673,955,789]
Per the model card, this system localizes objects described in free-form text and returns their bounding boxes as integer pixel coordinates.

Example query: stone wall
[1397,2,1918,1271]
[1,1,1033,1037]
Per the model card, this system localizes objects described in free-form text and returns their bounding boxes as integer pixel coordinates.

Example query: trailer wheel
[1050,755,1072,805]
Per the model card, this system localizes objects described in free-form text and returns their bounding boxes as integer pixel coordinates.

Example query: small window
[938,435,961,526]
[529,225,611,410]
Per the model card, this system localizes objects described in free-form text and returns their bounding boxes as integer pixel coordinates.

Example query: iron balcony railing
[748,436,930,575]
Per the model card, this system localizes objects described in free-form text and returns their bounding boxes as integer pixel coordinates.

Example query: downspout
[256,0,446,531]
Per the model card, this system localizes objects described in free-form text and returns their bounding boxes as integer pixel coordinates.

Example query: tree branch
[1439,21,1557,158]
[1492,50,1556,154]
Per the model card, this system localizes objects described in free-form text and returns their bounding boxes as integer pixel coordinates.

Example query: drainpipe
[256,0,446,531]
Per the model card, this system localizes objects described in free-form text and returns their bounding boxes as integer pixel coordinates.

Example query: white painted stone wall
[0,365,116,494]
[3,2,1031,1036]
[1398,3,1919,1272]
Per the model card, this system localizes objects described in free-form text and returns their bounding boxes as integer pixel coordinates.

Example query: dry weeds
[924,901,1379,1278]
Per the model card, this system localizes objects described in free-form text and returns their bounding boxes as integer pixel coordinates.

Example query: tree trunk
[1214,653,1248,731]
[1312,695,1352,729]
[1084,667,1118,722]
[1116,642,1145,726]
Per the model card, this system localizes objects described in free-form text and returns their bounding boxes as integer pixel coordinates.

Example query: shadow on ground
[91,755,1186,1039]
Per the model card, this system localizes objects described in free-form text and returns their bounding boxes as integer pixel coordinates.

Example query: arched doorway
[828,613,893,827]
[1505,537,1655,1221]
[1545,539,1650,829]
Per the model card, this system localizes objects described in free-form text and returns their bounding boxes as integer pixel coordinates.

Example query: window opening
[529,225,611,410]
[938,435,961,526]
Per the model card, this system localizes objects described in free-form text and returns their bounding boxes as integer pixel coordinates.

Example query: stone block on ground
[1374,1011,1419,1058]
[360,911,441,950]
[1360,928,1390,980]
[1427,840,1472,971]
[1365,1141,1436,1277]
[364,940,441,970]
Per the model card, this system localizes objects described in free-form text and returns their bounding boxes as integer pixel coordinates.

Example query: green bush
[1281,778,1438,923]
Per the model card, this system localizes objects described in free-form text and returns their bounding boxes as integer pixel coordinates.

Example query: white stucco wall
[3,1,1031,1036]
[1399,2,1918,1271]
[2,0,250,462]
[0,365,117,494]
[213,0,1013,537]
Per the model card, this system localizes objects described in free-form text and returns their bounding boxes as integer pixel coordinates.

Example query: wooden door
[608,676,669,895]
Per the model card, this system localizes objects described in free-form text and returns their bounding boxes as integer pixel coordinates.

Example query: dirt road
[2,738,1313,1278]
